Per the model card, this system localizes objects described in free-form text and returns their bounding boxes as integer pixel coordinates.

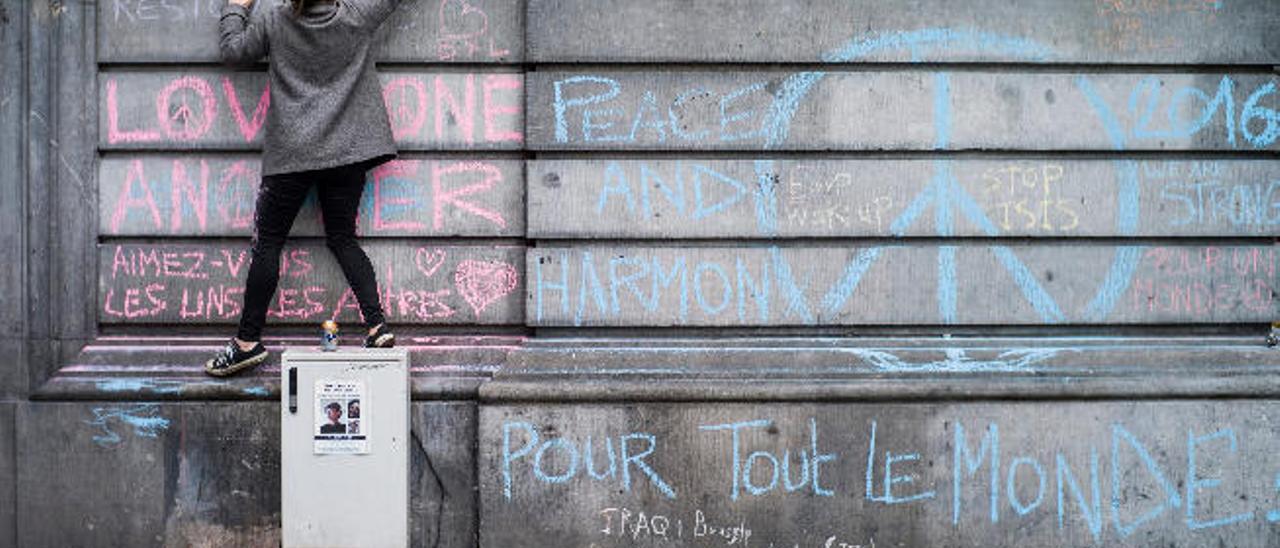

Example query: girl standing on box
[207,0,400,376]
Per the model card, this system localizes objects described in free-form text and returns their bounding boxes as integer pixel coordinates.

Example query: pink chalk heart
[414,248,447,278]
[439,0,489,40]
[454,260,518,316]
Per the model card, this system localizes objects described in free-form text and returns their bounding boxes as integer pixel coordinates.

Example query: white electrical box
[281,348,409,548]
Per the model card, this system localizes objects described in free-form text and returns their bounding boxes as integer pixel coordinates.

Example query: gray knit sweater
[219,0,399,176]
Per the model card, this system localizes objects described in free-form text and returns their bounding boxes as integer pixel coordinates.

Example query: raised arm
[219,0,269,66]
[343,0,403,32]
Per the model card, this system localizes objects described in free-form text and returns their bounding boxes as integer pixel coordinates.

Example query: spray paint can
[321,320,339,351]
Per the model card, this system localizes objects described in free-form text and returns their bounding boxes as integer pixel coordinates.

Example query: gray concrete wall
[4,0,1279,546]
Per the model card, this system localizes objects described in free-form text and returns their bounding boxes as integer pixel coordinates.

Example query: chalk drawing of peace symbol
[753,29,1141,324]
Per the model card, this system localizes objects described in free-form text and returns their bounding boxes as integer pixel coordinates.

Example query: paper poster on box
[314,379,369,454]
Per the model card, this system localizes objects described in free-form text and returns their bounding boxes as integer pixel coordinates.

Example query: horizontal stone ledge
[502,338,1280,375]
[527,244,1280,326]
[528,71,1280,151]
[529,158,1280,238]
[100,70,523,150]
[483,339,1280,400]
[528,0,1279,64]
[101,155,525,237]
[480,375,1280,402]
[99,0,522,63]
[101,241,525,324]
[35,335,524,400]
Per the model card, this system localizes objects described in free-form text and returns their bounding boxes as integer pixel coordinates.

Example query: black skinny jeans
[236,162,386,342]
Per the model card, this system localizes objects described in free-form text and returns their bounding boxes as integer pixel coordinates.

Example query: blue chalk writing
[84,404,170,448]
[94,379,184,395]
[1007,457,1046,516]
[1110,423,1181,537]
[502,421,676,500]
[630,90,667,142]
[810,418,837,497]
[701,419,771,501]
[781,446,810,492]
[735,256,770,323]
[534,437,579,483]
[720,82,767,142]
[700,418,834,501]
[242,386,270,397]
[575,250,608,327]
[690,164,746,220]
[534,249,569,323]
[620,433,677,499]
[598,161,636,214]
[743,451,780,495]
[1242,82,1280,148]
[750,160,780,237]
[933,72,952,150]
[1056,449,1103,543]
[501,421,537,499]
[883,452,935,504]
[553,76,621,143]
[641,162,685,217]
[669,88,711,140]
[652,255,689,322]
[868,420,935,505]
[990,245,1065,324]
[953,422,1000,524]
[819,247,882,318]
[860,348,1064,374]
[609,255,649,315]
[693,262,731,315]
[585,436,617,480]
[1186,428,1252,530]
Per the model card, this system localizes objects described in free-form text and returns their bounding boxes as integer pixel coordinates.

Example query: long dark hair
[289,0,311,15]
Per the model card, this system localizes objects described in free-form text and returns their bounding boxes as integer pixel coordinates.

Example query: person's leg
[236,171,313,343]
[315,163,387,333]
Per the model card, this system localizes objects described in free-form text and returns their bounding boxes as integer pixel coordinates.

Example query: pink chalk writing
[380,74,522,143]
[102,244,519,323]
[104,157,514,236]
[432,161,507,229]
[110,160,163,233]
[483,74,522,143]
[105,74,521,145]
[1129,246,1278,315]
[383,76,428,140]
[156,76,217,141]
[222,77,270,142]
[454,259,518,316]
[179,284,243,320]
[106,79,161,144]
[436,0,509,61]
[215,160,258,229]
[437,74,475,144]
[102,283,168,319]
[170,159,209,232]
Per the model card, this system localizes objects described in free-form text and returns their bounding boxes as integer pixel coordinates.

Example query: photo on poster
[314,379,369,454]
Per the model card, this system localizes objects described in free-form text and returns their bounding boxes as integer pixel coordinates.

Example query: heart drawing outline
[414,248,447,278]
[454,260,518,316]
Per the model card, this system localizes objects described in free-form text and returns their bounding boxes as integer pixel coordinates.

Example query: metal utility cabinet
[281,348,410,548]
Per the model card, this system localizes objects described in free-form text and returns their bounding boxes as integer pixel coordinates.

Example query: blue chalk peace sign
[757,29,1141,324]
